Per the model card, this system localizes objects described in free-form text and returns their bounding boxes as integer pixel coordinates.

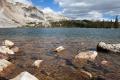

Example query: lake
[0,28,120,42]
[0,28,120,80]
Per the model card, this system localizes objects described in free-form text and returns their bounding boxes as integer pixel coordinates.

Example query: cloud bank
[55,0,120,20]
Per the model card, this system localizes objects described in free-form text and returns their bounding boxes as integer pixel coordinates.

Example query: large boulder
[74,51,98,66]
[10,71,39,80]
[97,42,120,53]
[2,40,14,48]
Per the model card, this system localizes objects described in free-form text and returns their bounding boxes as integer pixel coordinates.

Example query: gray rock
[97,42,120,53]
[74,51,98,67]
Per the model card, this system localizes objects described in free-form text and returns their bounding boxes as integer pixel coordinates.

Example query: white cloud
[76,11,104,20]
[14,0,32,5]
[88,11,103,19]
[42,7,62,15]
[55,0,120,20]
[70,2,91,7]
[42,7,55,13]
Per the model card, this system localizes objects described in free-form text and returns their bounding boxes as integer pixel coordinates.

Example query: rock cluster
[0,40,41,80]
[0,40,17,76]
[0,40,20,56]
[0,40,119,80]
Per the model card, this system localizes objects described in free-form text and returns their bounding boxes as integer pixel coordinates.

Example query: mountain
[0,0,69,28]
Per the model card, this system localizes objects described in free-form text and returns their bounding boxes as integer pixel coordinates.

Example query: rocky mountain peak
[0,0,69,28]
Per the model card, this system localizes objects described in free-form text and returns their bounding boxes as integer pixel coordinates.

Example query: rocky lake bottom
[0,28,120,80]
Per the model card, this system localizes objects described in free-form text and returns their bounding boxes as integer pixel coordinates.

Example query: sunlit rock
[0,59,11,72]
[97,42,120,53]
[32,60,43,68]
[0,46,15,55]
[55,46,65,52]
[2,40,14,47]
[75,51,98,61]
[11,46,20,53]
[74,51,98,65]
[10,71,39,80]
[0,59,14,76]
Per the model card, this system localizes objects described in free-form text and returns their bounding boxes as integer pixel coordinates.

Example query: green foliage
[114,16,119,28]
[50,20,119,28]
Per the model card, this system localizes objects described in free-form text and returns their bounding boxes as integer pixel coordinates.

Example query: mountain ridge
[0,0,69,28]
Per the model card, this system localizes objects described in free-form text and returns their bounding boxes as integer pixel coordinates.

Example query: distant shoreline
[0,20,119,28]
[20,20,120,28]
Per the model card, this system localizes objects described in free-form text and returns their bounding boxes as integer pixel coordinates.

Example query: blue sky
[31,0,62,12]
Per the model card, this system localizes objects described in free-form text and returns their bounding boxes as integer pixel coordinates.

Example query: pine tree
[114,16,119,28]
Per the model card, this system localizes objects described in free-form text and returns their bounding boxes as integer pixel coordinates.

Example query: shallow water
[0,28,120,80]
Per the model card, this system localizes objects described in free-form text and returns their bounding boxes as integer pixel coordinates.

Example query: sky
[15,0,120,21]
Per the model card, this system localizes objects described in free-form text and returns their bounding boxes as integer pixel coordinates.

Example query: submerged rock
[101,60,109,66]
[10,71,39,80]
[81,70,93,79]
[11,46,20,53]
[55,46,65,52]
[2,40,14,48]
[74,51,98,66]
[97,42,120,53]
[32,60,43,68]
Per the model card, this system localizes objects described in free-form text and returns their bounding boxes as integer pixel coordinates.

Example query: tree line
[50,16,119,28]
[22,16,119,28]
